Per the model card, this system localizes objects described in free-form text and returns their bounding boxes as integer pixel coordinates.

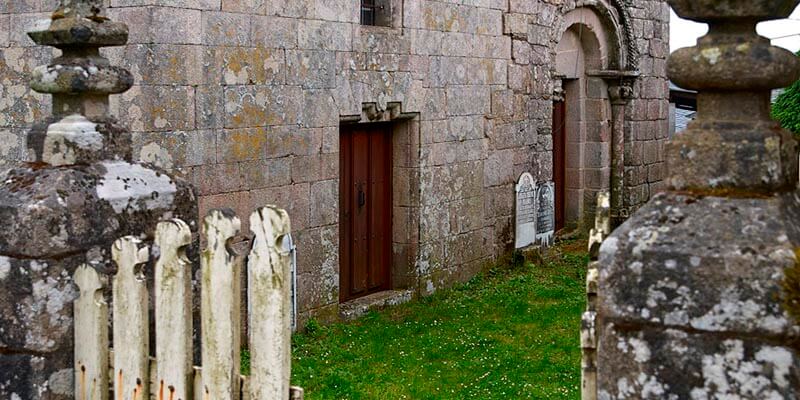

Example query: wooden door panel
[553,101,566,231]
[351,129,370,295]
[340,124,393,302]
[368,132,391,290]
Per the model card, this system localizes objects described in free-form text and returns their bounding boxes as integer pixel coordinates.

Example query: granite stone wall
[0,0,669,324]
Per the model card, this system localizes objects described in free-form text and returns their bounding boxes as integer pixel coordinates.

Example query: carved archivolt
[609,0,639,71]
[555,0,639,72]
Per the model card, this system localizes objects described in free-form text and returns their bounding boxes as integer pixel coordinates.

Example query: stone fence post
[0,1,197,398]
[594,0,800,398]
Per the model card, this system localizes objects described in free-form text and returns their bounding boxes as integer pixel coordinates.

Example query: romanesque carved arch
[554,0,639,72]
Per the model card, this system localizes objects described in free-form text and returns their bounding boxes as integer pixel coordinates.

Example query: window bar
[361,0,376,26]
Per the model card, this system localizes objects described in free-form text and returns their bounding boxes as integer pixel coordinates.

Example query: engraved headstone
[536,182,555,247]
[515,173,537,249]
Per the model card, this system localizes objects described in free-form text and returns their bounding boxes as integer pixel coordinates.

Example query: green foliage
[290,242,588,399]
[772,51,800,136]
[304,318,323,337]
[241,347,251,376]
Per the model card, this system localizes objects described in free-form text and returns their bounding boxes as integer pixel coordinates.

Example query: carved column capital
[607,81,635,105]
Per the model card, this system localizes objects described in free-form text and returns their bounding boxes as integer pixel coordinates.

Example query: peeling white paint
[96,161,177,213]
[42,115,103,166]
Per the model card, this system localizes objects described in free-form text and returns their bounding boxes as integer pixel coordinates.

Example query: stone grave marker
[515,173,537,249]
[535,182,555,246]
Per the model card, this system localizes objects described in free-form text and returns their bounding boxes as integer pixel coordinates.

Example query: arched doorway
[553,6,623,230]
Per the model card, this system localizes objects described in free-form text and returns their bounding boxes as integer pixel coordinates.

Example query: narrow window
[361,0,377,26]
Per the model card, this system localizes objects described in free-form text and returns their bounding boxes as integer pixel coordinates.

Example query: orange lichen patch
[165,55,183,83]
[227,129,266,161]
[224,48,248,74]
[781,248,800,324]
[224,47,277,84]
[229,101,268,128]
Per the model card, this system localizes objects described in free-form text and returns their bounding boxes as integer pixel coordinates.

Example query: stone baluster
[594,0,800,398]
[0,1,197,398]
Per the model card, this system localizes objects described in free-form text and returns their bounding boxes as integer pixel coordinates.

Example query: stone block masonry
[0,0,669,325]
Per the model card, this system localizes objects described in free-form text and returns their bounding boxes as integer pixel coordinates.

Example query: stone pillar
[607,82,634,228]
[0,1,197,398]
[595,0,800,398]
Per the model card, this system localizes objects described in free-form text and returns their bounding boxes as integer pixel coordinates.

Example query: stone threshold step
[339,289,414,321]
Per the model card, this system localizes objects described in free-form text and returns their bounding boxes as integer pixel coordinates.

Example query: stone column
[595,0,800,398]
[607,81,634,228]
[0,1,197,398]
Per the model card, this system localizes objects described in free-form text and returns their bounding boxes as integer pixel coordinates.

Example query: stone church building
[0,0,669,323]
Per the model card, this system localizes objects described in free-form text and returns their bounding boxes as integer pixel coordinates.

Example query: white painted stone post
[154,219,193,400]
[74,265,109,400]
[247,206,293,400]
[201,210,243,399]
[112,237,150,400]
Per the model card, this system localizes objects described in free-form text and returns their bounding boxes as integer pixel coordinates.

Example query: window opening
[361,0,377,26]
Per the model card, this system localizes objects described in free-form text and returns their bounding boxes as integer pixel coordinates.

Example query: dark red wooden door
[553,101,566,231]
[340,124,392,302]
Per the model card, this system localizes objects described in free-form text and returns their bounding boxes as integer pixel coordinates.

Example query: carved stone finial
[27,0,132,120]
[666,0,800,193]
[24,0,134,166]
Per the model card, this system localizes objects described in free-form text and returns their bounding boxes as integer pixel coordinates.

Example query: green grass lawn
[288,240,588,399]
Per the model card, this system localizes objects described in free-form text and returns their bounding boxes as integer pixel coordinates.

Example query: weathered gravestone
[535,182,555,247]
[515,173,537,249]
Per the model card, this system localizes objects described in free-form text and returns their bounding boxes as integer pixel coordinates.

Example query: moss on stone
[781,248,800,324]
